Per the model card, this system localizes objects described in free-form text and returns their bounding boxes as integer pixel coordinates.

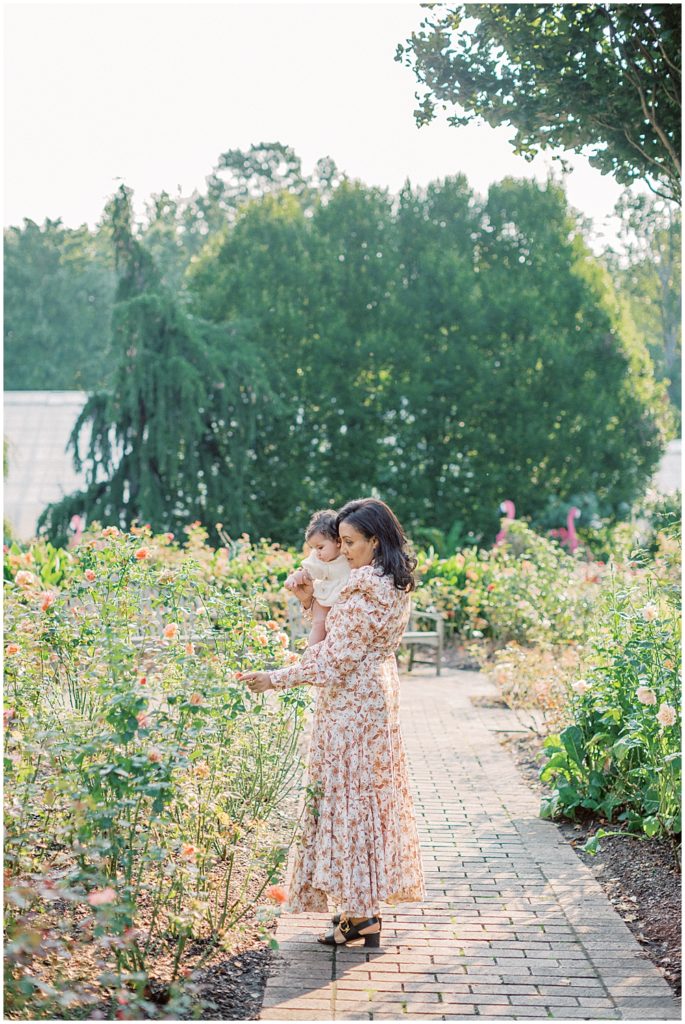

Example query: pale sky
[4,1,644,253]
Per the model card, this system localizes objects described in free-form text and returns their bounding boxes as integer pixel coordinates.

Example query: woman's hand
[237,671,274,694]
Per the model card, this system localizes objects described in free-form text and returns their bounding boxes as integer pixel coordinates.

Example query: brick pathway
[261,668,680,1020]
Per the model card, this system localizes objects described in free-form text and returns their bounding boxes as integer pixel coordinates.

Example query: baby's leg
[308,600,330,645]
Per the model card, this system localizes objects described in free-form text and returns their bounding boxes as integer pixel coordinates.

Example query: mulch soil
[500,730,682,997]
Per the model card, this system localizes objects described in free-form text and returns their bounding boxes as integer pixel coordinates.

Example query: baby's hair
[304,509,339,543]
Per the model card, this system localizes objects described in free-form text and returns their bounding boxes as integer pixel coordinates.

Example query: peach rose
[657,703,676,727]
[265,885,288,904]
[14,570,37,587]
[88,887,117,906]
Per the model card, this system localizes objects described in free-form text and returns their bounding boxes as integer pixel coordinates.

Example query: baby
[285,509,350,645]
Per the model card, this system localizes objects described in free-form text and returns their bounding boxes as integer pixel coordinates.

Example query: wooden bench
[401,606,444,676]
[287,597,445,675]
[287,596,307,649]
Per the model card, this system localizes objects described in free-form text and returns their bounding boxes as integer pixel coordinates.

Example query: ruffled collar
[339,563,393,601]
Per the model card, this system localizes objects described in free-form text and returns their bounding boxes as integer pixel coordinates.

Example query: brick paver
[261,668,680,1020]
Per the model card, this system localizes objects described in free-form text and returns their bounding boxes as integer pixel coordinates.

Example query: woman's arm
[269,587,377,691]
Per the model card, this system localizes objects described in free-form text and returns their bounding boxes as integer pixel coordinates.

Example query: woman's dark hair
[304,509,339,543]
[336,498,416,591]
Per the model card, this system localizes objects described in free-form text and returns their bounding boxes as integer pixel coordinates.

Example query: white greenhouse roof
[4,391,89,540]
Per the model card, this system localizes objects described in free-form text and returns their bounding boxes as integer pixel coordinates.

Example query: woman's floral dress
[269,564,426,918]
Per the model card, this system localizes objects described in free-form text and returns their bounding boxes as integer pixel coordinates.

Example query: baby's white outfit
[301,552,351,608]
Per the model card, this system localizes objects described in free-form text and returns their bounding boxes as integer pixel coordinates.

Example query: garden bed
[501,731,682,996]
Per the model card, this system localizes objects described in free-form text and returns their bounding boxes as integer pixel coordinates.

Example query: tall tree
[189,172,669,544]
[604,194,681,426]
[397,4,682,202]
[188,189,320,539]
[38,185,269,546]
[4,143,342,391]
[4,219,115,390]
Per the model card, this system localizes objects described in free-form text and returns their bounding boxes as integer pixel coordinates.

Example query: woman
[241,497,425,948]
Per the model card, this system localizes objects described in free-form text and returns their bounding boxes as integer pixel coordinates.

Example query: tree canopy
[396,4,682,202]
[604,194,681,427]
[37,186,271,546]
[4,219,115,390]
[6,148,671,549]
[187,172,670,543]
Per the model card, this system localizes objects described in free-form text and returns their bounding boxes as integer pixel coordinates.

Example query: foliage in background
[4,143,676,548]
[4,219,115,391]
[4,525,305,1019]
[187,173,669,543]
[36,185,272,547]
[604,194,681,428]
[397,3,682,202]
[414,519,598,647]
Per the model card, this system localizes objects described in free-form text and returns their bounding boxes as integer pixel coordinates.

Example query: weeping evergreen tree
[38,185,268,546]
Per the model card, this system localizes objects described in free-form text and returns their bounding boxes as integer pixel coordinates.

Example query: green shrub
[4,526,306,1018]
[539,566,681,839]
[414,520,597,648]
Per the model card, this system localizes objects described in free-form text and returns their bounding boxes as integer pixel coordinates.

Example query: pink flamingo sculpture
[566,506,581,552]
[69,514,84,547]
[549,506,581,553]
[495,500,516,545]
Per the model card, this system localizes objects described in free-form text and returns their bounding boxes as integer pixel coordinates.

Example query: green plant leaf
[559,725,585,769]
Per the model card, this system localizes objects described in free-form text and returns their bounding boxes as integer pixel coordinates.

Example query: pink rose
[88,886,117,906]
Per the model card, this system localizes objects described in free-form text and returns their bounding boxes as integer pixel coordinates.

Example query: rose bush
[539,559,681,842]
[414,520,598,648]
[4,526,307,1019]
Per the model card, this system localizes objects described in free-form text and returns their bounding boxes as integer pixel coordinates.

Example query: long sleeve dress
[269,563,426,918]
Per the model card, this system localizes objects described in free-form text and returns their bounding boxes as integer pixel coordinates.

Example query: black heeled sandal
[318,914,381,948]
[331,912,382,927]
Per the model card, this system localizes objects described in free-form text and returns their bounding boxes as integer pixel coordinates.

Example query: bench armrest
[409,609,445,636]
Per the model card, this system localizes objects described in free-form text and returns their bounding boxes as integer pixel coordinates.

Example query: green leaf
[559,725,585,769]
[581,831,604,855]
